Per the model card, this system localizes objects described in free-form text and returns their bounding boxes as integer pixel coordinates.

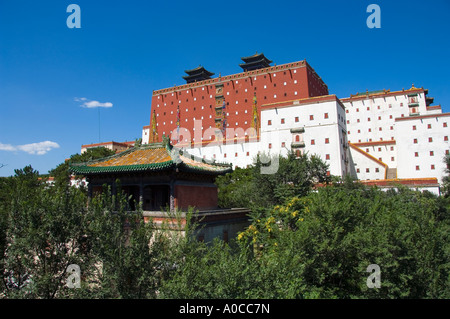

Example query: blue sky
[1,0,449,177]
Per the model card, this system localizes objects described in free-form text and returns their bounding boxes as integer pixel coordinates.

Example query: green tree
[237,181,450,298]
[1,166,93,298]
[215,167,254,208]
[1,165,163,299]
[83,184,160,299]
[251,151,330,208]
[216,151,331,211]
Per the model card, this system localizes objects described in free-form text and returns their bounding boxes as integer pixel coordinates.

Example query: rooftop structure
[71,141,231,177]
[182,65,215,84]
[239,52,273,71]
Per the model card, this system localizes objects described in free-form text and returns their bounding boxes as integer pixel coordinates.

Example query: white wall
[260,99,348,177]
[142,127,150,144]
[348,144,387,180]
[343,89,449,183]
[396,114,450,183]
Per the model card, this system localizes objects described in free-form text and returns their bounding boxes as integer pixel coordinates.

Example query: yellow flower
[237,232,244,241]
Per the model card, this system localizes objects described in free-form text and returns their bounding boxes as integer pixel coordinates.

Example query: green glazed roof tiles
[69,143,232,175]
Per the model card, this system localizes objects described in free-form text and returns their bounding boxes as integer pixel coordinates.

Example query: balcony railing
[291,142,305,149]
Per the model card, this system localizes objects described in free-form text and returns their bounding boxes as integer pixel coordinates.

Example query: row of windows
[310,138,330,145]
[267,113,332,126]
[214,152,251,159]
[412,122,447,130]
[413,136,449,143]
[357,164,442,173]
[156,79,301,99]
[192,149,450,160]
[266,137,332,149]
[415,151,440,157]
[365,146,396,153]
[157,91,301,108]
[156,70,300,97]
[356,168,382,173]
[348,115,396,124]
[348,125,449,136]
[157,109,252,117]
[348,126,393,134]
[349,114,405,124]
[346,103,406,114]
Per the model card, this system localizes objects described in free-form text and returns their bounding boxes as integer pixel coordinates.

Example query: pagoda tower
[182,65,215,84]
[239,52,272,71]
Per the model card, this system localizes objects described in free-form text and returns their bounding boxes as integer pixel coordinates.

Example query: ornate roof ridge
[69,141,232,175]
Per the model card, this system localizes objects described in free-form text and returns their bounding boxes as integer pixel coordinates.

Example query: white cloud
[75,97,113,108]
[0,141,60,155]
[0,143,16,152]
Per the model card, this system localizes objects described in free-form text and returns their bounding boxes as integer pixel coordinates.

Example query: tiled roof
[69,142,232,175]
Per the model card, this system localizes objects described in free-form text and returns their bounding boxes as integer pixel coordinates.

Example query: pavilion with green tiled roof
[69,141,232,212]
[70,142,232,176]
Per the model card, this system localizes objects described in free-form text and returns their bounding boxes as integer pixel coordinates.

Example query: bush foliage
[0,151,449,298]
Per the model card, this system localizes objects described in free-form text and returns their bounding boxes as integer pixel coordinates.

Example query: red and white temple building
[137,53,449,195]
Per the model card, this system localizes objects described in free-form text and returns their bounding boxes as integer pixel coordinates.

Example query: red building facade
[147,54,328,145]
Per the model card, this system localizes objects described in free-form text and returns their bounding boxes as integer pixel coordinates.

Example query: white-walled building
[259,95,349,177]
[395,113,450,183]
[341,85,450,188]
[168,85,449,194]
[173,95,350,178]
